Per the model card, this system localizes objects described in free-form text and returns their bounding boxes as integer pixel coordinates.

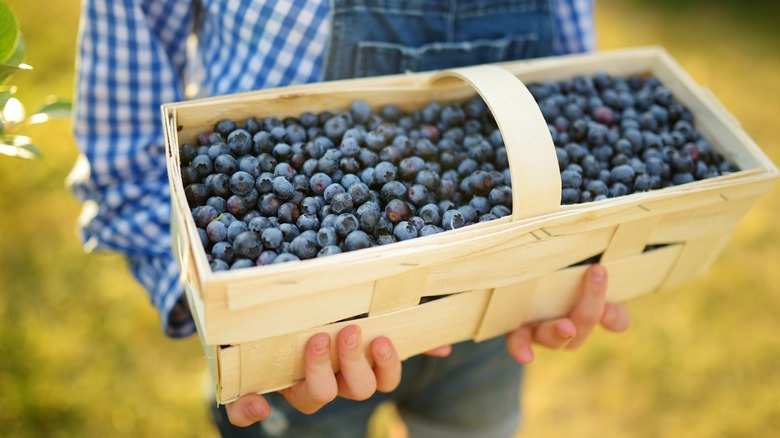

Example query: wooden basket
[162,47,778,404]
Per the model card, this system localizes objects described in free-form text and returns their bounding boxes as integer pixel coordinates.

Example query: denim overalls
[212,1,556,437]
[325,0,555,80]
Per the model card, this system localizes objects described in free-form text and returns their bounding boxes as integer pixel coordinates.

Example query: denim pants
[212,0,556,436]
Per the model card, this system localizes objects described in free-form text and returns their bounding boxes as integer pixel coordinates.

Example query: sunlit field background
[1,0,778,437]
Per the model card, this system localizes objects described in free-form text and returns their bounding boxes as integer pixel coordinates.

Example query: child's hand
[225,324,401,426]
[505,263,631,364]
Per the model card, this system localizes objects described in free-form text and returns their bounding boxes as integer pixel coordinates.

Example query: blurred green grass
[1,0,778,437]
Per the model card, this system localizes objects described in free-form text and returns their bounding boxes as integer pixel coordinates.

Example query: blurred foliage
[0,0,72,159]
[0,0,778,437]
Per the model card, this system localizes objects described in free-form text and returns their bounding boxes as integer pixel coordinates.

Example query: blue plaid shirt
[70,0,596,338]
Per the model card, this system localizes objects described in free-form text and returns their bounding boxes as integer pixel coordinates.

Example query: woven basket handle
[430,65,561,221]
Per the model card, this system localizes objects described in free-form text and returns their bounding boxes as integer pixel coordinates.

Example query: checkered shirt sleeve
[69,0,329,337]
[553,0,596,54]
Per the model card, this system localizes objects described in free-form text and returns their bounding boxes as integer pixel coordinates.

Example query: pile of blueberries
[179,72,737,271]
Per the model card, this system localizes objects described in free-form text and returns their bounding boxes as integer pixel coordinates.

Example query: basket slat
[601,215,662,262]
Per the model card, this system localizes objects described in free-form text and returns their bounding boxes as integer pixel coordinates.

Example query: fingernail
[555,324,575,339]
[377,342,392,360]
[315,337,329,354]
[517,347,534,364]
[344,329,360,349]
[589,265,606,284]
[247,401,268,421]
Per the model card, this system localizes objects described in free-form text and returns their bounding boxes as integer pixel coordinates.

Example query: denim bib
[323,0,555,80]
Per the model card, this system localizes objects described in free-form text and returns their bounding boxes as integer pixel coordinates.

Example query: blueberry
[419,225,444,237]
[415,170,441,192]
[271,176,295,200]
[419,203,441,225]
[324,113,350,141]
[206,220,228,243]
[580,155,601,179]
[330,192,354,215]
[247,216,273,233]
[344,230,372,250]
[277,202,301,224]
[345,182,371,207]
[197,227,209,248]
[257,153,278,173]
[191,155,214,179]
[231,259,255,270]
[254,172,275,195]
[469,196,491,215]
[210,259,230,271]
[211,241,235,264]
[256,250,278,266]
[232,231,262,260]
[296,213,320,232]
[634,174,653,192]
[356,201,381,232]
[350,100,371,124]
[258,193,281,216]
[672,172,695,185]
[290,231,319,260]
[313,245,340,258]
[322,183,346,204]
[560,169,583,189]
[610,164,636,186]
[207,196,228,213]
[217,212,237,227]
[227,129,252,156]
[226,194,251,217]
[180,165,200,187]
[308,172,333,195]
[441,209,465,230]
[229,171,255,196]
[488,186,512,207]
[273,253,301,264]
[609,182,630,198]
[253,131,273,154]
[193,204,219,228]
[490,205,511,218]
[385,199,412,224]
[555,147,570,170]
[407,184,429,207]
[237,155,260,177]
[259,227,283,251]
[285,124,307,144]
[458,204,477,223]
[334,213,359,238]
[379,181,406,203]
[586,179,609,197]
[393,221,418,241]
[373,161,398,185]
[561,188,580,204]
[274,162,296,180]
[339,137,361,159]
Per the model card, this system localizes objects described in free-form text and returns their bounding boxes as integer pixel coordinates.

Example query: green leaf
[0,135,41,159]
[0,38,28,85]
[28,97,72,124]
[0,85,14,113]
[0,1,20,64]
